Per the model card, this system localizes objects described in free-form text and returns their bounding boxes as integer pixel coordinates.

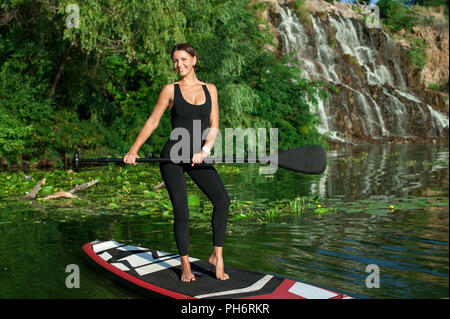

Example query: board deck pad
[83,240,353,299]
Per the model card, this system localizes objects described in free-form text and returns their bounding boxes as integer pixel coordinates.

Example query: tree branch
[21,178,46,200]
[49,42,74,97]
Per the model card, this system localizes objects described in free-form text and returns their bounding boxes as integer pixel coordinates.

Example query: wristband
[201,146,211,155]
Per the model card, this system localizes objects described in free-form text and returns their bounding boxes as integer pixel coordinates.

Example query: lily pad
[314,207,330,214]
[107,202,119,209]
[188,194,200,207]
[40,186,54,195]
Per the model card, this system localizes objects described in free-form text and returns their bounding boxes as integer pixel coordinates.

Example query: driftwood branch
[22,178,99,200]
[152,181,165,190]
[68,179,99,194]
[43,191,78,200]
[42,179,98,200]
[21,178,46,200]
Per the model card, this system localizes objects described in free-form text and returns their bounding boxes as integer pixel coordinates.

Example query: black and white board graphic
[83,240,354,299]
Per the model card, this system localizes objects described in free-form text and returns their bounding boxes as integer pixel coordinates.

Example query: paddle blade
[277,145,327,174]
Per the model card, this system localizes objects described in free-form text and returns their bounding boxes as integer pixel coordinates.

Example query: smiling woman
[123,43,230,283]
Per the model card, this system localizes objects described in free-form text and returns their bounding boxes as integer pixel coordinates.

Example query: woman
[124,43,230,282]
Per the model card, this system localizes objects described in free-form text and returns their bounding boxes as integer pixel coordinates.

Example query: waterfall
[428,105,450,136]
[276,6,449,143]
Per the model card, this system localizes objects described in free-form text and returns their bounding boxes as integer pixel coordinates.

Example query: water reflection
[217,144,449,298]
[0,144,448,298]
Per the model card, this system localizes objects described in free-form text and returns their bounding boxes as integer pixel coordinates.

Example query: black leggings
[159,162,230,256]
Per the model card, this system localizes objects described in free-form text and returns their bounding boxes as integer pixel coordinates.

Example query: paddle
[74,144,327,175]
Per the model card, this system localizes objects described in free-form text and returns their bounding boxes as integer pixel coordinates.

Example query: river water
[0,143,448,298]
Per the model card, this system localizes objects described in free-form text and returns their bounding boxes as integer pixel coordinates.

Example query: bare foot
[180,256,195,282]
[208,247,229,280]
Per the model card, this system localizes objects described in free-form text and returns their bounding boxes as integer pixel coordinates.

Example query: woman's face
[172,50,196,76]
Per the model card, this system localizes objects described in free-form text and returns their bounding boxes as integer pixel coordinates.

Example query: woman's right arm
[124,84,173,165]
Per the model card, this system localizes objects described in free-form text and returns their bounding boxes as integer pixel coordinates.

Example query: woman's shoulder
[161,82,178,92]
[158,83,176,100]
[203,82,217,92]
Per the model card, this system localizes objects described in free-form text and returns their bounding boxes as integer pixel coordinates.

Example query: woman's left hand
[191,151,208,166]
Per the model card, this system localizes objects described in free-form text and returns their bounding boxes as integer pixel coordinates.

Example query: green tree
[377,0,418,32]
[0,0,326,168]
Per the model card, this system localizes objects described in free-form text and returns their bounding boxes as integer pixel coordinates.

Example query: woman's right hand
[124,151,140,165]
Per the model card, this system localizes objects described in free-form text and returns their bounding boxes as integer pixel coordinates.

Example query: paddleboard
[82,240,353,299]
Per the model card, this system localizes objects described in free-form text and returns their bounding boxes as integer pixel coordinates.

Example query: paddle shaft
[74,145,327,174]
[74,154,273,166]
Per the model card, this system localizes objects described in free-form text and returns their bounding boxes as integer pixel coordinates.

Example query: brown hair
[171,43,199,69]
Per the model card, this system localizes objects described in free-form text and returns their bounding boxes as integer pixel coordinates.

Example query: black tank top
[161,82,212,161]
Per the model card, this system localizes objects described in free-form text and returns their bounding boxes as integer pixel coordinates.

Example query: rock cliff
[258,0,449,144]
